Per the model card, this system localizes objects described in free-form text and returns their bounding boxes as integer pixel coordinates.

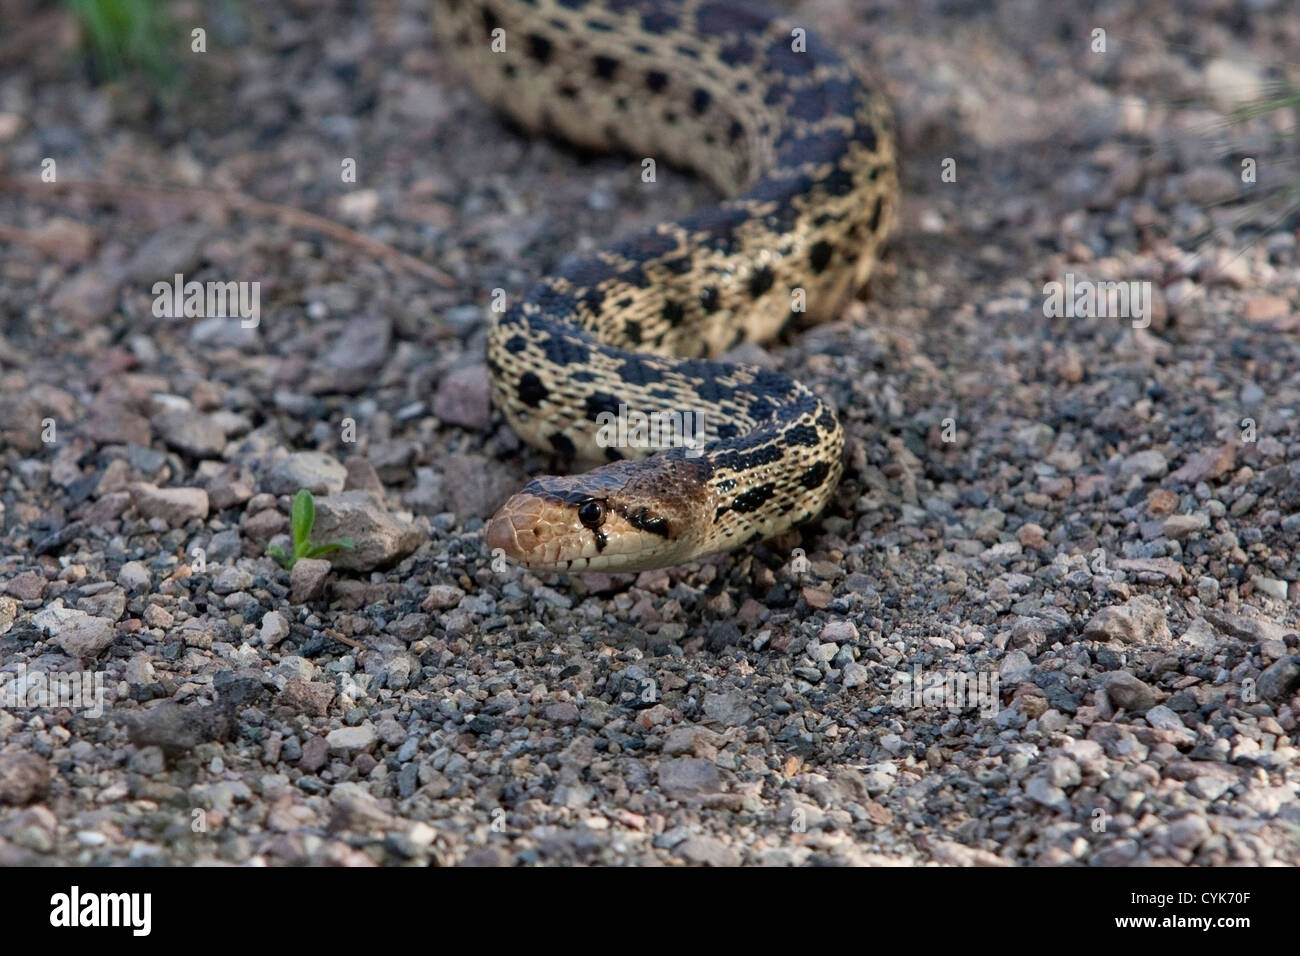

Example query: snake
[433,0,898,571]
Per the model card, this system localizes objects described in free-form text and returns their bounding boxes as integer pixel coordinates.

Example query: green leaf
[265,545,292,569]
[291,489,315,552]
[304,539,354,559]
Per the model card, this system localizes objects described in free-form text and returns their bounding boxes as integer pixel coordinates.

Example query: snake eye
[577,499,606,529]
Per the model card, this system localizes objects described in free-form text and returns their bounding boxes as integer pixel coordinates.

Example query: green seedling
[266,490,354,570]
[62,0,178,84]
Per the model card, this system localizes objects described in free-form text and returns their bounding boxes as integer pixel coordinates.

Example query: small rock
[441,454,514,521]
[1120,450,1167,479]
[131,484,209,525]
[290,558,332,603]
[45,610,116,660]
[676,835,741,866]
[125,701,232,757]
[433,364,492,431]
[116,561,151,591]
[1166,814,1211,850]
[1144,705,1186,731]
[842,662,870,689]
[659,757,725,801]
[1257,656,1300,702]
[309,491,421,571]
[211,566,253,595]
[300,736,329,772]
[265,452,347,496]
[154,409,227,458]
[543,702,580,725]
[1169,444,1235,484]
[421,585,465,611]
[703,690,752,726]
[309,316,392,393]
[280,679,335,717]
[4,571,46,601]
[259,610,290,646]
[1083,595,1170,645]
[1101,671,1159,712]
[326,723,377,753]
[0,753,51,805]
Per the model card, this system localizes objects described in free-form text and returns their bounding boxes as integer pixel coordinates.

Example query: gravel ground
[0,0,1298,866]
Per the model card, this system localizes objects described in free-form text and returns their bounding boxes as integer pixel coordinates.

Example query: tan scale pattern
[434,0,899,571]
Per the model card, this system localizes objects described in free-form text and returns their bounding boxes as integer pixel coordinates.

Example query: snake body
[434,0,898,571]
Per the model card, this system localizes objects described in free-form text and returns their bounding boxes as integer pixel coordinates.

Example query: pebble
[0,753,51,805]
[1083,596,1170,645]
[433,364,493,431]
[1101,672,1159,712]
[290,558,332,603]
[265,452,348,497]
[326,724,378,753]
[309,491,421,571]
[154,409,228,459]
[259,610,290,646]
[658,758,725,801]
[130,484,210,525]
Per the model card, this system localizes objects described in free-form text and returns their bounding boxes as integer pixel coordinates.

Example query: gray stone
[155,409,227,458]
[290,557,331,603]
[117,561,151,591]
[206,529,243,564]
[259,610,290,646]
[1083,595,1170,645]
[326,723,377,753]
[131,484,209,525]
[0,753,51,805]
[1101,672,1159,712]
[702,690,751,726]
[659,757,725,801]
[433,363,492,431]
[265,452,347,496]
[1257,656,1300,702]
[309,491,421,571]
[677,835,741,866]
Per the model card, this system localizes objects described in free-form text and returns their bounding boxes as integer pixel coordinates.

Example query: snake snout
[485,493,553,563]
[484,511,523,558]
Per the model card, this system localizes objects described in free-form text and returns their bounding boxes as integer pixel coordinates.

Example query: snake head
[484,456,711,572]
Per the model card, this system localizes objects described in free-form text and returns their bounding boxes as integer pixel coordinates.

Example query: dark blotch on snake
[527,33,553,62]
[518,372,549,407]
[731,483,776,514]
[583,391,623,422]
[618,354,665,385]
[748,265,775,297]
[799,461,832,490]
[593,54,619,79]
[542,335,591,367]
[783,423,820,447]
[640,9,677,33]
[808,240,833,274]
[549,432,577,460]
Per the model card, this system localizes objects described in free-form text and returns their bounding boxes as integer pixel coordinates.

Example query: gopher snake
[434,0,897,571]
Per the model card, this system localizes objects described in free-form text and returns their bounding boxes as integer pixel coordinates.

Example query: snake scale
[433,0,898,571]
